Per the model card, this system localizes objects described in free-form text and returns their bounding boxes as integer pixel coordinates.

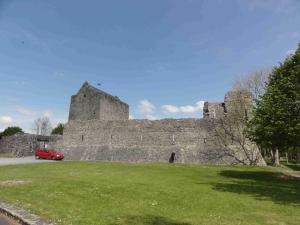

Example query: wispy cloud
[15,105,36,117]
[43,111,53,117]
[162,101,204,113]
[7,97,18,102]
[0,116,13,125]
[145,114,159,120]
[137,100,160,120]
[138,99,156,114]
[161,105,180,113]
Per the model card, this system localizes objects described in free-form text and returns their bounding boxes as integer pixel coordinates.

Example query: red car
[35,148,64,160]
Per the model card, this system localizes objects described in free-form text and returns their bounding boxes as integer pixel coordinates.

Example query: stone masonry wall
[68,87,101,121]
[62,119,246,164]
[224,91,253,120]
[0,133,63,157]
[203,102,225,119]
[99,95,129,121]
[69,82,129,121]
[204,91,253,120]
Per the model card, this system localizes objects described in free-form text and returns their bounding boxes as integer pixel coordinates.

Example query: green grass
[0,162,299,225]
[284,162,300,171]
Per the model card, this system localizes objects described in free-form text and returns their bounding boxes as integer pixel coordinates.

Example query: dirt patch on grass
[0,180,31,187]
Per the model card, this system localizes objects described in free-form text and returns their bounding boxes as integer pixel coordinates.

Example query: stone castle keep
[61,82,263,165]
[69,82,129,121]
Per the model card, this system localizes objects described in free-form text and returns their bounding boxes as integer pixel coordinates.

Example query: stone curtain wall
[62,119,241,164]
[0,134,63,157]
[46,135,64,151]
[0,134,36,157]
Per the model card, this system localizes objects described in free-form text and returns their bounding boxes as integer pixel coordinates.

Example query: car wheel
[35,155,40,159]
[51,156,55,160]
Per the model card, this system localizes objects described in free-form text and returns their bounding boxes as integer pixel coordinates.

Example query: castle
[0,82,265,165]
[61,82,265,165]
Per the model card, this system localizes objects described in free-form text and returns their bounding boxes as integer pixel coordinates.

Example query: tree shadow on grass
[212,170,300,206]
[108,215,191,225]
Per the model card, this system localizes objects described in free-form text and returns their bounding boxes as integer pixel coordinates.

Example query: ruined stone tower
[68,81,129,121]
[203,90,253,120]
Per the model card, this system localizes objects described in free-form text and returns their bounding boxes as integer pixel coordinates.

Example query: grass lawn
[0,162,299,225]
[284,162,300,171]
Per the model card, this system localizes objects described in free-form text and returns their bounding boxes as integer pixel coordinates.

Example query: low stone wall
[0,133,63,157]
[0,202,53,225]
[62,118,258,165]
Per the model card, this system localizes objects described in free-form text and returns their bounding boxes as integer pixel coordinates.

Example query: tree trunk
[273,149,280,167]
[286,152,289,164]
[270,149,273,159]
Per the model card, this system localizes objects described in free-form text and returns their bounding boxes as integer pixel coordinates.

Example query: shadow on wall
[108,215,191,225]
[211,170,300,206]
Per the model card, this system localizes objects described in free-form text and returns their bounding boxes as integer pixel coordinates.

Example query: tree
[248,44,300,166]
[232,69,271,101]
[212,91,265,165]
[51,123,64,135]
[232,69,272,161]
[32,116,52,135]
[0,126,23,137]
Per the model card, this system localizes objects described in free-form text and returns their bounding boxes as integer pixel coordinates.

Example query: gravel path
[0,156,55,166]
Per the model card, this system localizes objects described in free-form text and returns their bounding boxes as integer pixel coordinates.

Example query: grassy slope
[0,162,299,225]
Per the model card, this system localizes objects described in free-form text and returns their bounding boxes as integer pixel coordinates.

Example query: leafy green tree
[51,123,64,135]
[248,44,300,166]
[0,126,23,137]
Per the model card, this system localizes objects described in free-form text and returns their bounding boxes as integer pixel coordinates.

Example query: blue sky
[0,0,299,132]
